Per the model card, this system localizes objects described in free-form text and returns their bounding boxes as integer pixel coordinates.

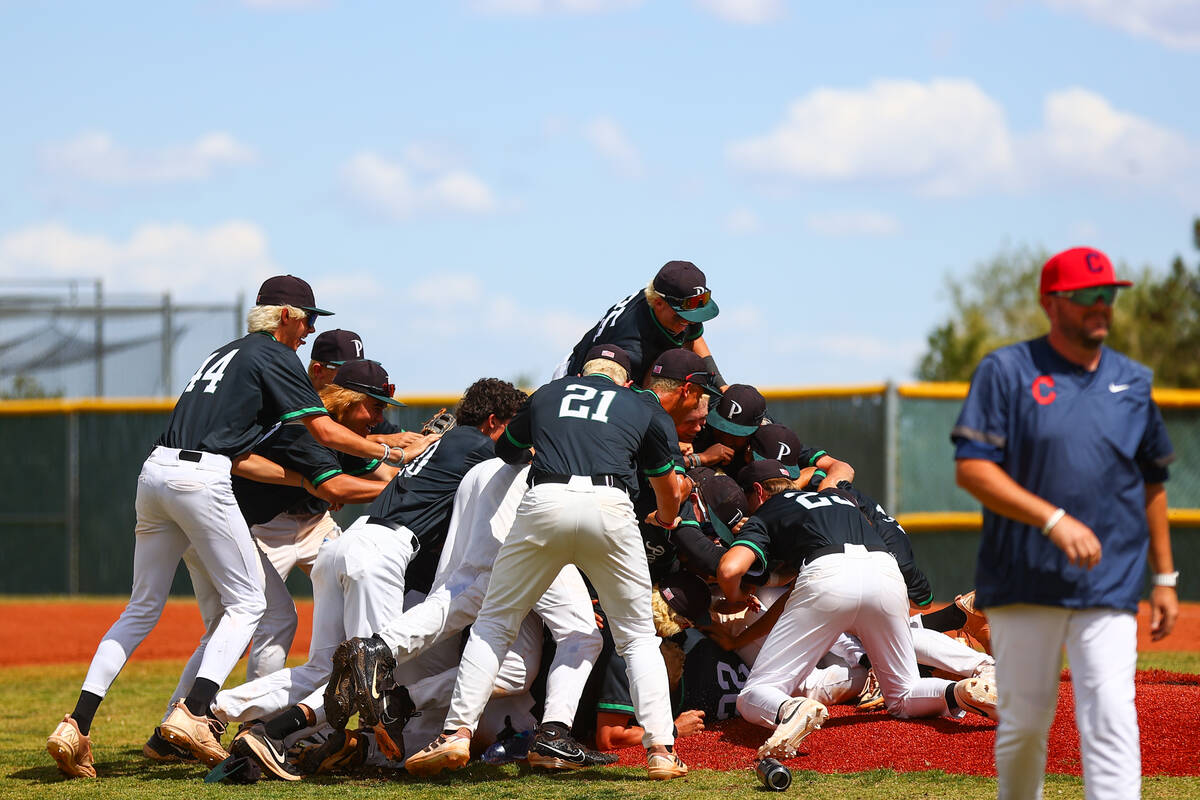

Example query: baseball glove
[421,407,456,435]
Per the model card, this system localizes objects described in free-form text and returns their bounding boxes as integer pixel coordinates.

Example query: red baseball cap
[1039,247,1133,295]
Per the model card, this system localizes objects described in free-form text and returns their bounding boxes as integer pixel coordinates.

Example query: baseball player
[719,460,995,760]
[404,344,701,780]
[211,379,526,779]
[46,276,410,778]
[557,260,724,386]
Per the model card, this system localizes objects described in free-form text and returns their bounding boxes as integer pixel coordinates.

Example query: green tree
[0,374,63,399]
[917,221,1200,386]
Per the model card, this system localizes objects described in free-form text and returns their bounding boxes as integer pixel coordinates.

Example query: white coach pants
[445,479,674,748]
[989,605,1140,800]
[738,548,950,727]
[213,516,416,724]
[82,447,265,699]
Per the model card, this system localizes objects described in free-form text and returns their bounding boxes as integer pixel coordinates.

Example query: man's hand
[1046,514,1102,569]
[1149,586,1179,641]
[674,709,705,737]
[644,511,681,530]
[700,625,737,651]
[700,443,734,467]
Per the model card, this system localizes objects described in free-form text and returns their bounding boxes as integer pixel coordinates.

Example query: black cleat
[527,722,617,770]
[329,635,397,728]
[229,725,301,782]
[143,726,195,763]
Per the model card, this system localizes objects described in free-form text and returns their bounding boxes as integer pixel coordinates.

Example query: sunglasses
[304,312,318,330]
[342,380,394,398]
[1052,286,1118,306]
[662,289,712,311]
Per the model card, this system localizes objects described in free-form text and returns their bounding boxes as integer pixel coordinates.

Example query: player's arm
[303,414,397,464]
[956,458,1101,570]
[368,430,425,448]
[230,453,305,487]
[306,472,390,505]
[595,710,705,751]
[813,453,854,489]
[1145,482,1178,641]
[716,544,760,607]
[704,584,791,651]
[685,335,727,391]
[647,471,685,528]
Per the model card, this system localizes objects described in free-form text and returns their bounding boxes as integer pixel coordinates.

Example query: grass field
[4,655,1199,800]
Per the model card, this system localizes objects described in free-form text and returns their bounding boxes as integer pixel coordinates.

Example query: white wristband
[1152,571,1179,588]
[379,443,391,464]
[1042,507,1066,536]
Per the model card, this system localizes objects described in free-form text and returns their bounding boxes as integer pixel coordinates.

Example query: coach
[952,247,1179,800]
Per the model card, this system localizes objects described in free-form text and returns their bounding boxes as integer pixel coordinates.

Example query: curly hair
[455,378,527,427]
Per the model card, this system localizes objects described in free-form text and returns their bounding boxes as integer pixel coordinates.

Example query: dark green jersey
[496,374,676,495]
[157,331,326,457]
[564,291,703,384]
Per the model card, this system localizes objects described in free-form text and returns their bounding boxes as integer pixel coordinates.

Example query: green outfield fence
[1,384,1196,601]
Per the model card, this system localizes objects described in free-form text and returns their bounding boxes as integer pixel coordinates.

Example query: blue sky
[1,0,1198,394]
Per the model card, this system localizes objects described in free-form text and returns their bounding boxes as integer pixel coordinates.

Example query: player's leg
[337,517,415,637]
[246,515,307,679]
[990,604,1070,800]
[532,565,603,729]
[910,625,994,678]
[1064,608,1139,800]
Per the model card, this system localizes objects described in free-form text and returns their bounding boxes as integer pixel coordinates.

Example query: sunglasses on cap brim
[1051,286,1118,306]
[662,290,712,311]
[340,379,396,398]
[683,371,723,397]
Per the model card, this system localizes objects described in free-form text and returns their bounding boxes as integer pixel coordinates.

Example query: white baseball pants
[989,605,1140,800]
[738,547,951,728]
[444,479,674,748]
[82,447,265,699]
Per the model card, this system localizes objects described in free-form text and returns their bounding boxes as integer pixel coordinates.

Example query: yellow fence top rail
[0,395,463,415]
[898,509,1200,532]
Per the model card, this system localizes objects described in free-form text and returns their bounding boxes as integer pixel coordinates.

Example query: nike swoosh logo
[1109,383,1130,393]
[537,742,585,763]
[370,665,383,700]
[262,735,287,762]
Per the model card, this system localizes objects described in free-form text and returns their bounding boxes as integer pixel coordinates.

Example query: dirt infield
[4,598,1197,777]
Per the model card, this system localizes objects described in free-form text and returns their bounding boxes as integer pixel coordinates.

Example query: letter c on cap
[1085,252,1104,273]
[1032,375,1056,405]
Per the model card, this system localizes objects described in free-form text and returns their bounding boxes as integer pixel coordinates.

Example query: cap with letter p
[707,383,766,437]
[332,359,405,407]
[1039,247,1133,294]
[750,423,805,478]
[649,348,723,396]
[652,260,719,323]
[256,275,333,316]
[311,329,364,365]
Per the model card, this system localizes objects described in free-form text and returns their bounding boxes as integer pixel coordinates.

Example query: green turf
[3,660,1198,799]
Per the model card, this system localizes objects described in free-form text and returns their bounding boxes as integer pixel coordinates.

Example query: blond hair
[761,477,794,497]
[652,588,688,638]
[644,279,662,305]
[318,383,369,423]
[582,357,628,385]
[644,375,684,394]
[246,304,306,334]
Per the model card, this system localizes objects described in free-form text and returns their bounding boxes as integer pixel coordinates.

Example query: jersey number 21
[559,384,616,423]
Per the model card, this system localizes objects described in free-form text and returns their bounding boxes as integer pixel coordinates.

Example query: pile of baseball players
[46,253,1179,798]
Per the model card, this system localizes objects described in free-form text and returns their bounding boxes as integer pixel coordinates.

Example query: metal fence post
[66,411,80,595]
[884,381,898,513]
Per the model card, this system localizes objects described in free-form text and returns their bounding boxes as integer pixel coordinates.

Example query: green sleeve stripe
[346,458,381,475]
[731,540,768,569]
[916,593,933,607]
[596,702,636,714]
[808,449,827,466]
[504,428,531,449]
[642,461,674,477]
[674,463,686,473]
[678,519,701,528]
[311,468,341,487]
[280,407,327,422]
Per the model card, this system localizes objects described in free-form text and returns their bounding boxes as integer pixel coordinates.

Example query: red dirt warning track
[5,599,1197,777]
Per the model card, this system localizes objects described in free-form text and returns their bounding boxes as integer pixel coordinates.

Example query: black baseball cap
[750,423,805,478]
[736,459,792,491]
[652,261,719,323]
[583,343,633,376]
[648,349,723,396]
[659,571,713,627]
[311,329,364,366]
[256,275,333,316]
[707,383,766,437]
[332,359,405,407]
[698,473,747,545]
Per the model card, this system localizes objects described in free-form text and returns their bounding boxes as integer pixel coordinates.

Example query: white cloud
[340,151,496,220]
[1045,0,1200,50]
[728,78,1017,196]
[805,211,902,237]
[695,0,784,24]
[583,117,643,177]
[724,207,764,235]
[729,78,1199,198]
[41,131,256,184]
[471,0,641,14]
[0,221,277,295]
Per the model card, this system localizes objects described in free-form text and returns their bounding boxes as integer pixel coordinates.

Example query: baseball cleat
[757,697,828,760]
[46,714,96,778]
[955,591,992,653]
[297,728,368,775]
[646,750,688,780]
[372,685,417,761]
[324,662,356,731]
[974,662,996,686]
[229,725,301,781]
[159,701,229,767]
[855,669,885,712]
[404,732,471,776]
[329,634,397,728]
[954,677,999,720]
[143,726,195,763]
[527,722,617,770]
